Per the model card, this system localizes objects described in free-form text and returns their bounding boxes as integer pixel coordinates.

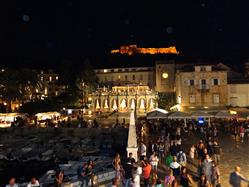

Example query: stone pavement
[143,127,249,187]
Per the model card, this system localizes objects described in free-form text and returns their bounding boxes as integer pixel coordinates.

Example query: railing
[198,84,210,90]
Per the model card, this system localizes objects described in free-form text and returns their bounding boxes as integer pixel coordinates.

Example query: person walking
[55,170,64,187]
[150,151,159,176]
[176,149,187,167]
[189,144,196,161]
[213,141,221,164]
[142,160,152,187]
[170,156,181,178]
[229,166,249,187]
[140,142,147,161]
[112,153,122,182]
[211,161,220,187]
[164,169,175,187]
[123,160,133,187]
[180,167,194,187]
[201,154,213,184]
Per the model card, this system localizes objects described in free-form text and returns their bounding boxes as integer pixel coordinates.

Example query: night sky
[2,1,249,67]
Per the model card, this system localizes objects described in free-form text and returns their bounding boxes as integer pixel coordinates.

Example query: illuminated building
[111,45,179,55]
[36,70,65,99]
[175,64,228,110]
[89,85,158,114]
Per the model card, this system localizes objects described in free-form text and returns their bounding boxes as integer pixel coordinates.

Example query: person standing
[189,144,196,161]
[112,153,122,182]
[5,178,18,187]
[201,154,213,184]
[165,152,173,170]
[140,142,147,161]
[211,161,220,187]
[127,152,136,165]
[239,125,245,142]
[170,156,181,178]
[164,169,175,187]
[150,151,159,175]
[229,166,249,187]
[27,177,39,187]
[180,167,193,187]
[199,174,210,187]
[131,165,142,187]
[123,160,133,187]
[176,150,187,167]
[55,170,64,187]
[142,160,152,187]
[213,141,221,164]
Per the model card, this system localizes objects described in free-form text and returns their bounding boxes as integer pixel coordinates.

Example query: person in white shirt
[5,178,18,187]
[27,178,39,187]
[140,142,147,161]
[190,144,196,160]
[131,166,142,187]
[149,152,159,174]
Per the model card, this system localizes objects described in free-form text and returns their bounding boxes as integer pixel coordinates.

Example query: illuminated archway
[112,99,118,110]
[149,98,155,111]
[120,98,127,112]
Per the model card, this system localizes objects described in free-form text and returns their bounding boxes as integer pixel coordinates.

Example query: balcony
[198,84,210,91]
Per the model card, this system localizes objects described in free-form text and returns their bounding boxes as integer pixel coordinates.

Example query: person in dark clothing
[180,167,193,187]
[127,152,136,165]
[170,142,178,157]
[123,160,133,187]
[229,166,249,187]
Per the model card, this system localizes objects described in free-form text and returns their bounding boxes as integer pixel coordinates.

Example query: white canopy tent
[0,113,27,128]
[146,108,168,119]
[35,112,61,121]
[214,111,236,119]
[191,111,214,125]
[168,111,191,119]
[168,111,191,126]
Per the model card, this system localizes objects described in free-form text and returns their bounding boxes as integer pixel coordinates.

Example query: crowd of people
[5,117,249,186]
[110,118,249,187]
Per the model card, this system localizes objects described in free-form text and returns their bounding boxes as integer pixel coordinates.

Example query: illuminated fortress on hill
[111,45,179,55]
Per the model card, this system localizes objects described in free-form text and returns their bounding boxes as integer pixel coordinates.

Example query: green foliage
[78,58,98,92]
[158,92,176,110]
[0,69,38,102]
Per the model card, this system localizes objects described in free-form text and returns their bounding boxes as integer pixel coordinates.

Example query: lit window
[49,76,52,82]
[41,76,43,81]
[189,95,196,103]
[213,94,220,104]
[56,76,59,80]
[45,87,48,95]
[118,75,121,80]
[103,69,108,73]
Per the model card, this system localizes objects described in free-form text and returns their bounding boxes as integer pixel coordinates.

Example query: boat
[39,156,115,187]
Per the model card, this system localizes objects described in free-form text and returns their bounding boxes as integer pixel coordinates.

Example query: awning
[167,111,191,119]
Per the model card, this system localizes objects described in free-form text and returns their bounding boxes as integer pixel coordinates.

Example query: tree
[0,69,38,111]
[78,58,98,92]
[157,92,176,110]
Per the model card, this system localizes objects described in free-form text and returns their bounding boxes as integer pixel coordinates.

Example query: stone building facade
[89,85,158,114]
[175,65,228,110]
